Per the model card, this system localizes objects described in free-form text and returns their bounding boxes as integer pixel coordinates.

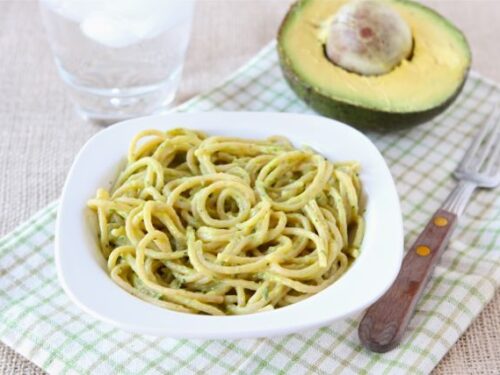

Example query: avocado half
[277,0,471,131]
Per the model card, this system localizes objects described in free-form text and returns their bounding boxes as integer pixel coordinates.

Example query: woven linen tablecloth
[1,42,499,375]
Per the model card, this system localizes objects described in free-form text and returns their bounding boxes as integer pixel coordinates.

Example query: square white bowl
[55,112,403,338]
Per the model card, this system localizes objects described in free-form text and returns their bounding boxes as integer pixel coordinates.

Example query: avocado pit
[325,0,413,76]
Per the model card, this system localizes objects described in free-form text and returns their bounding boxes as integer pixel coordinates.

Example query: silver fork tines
[444,105,500,215]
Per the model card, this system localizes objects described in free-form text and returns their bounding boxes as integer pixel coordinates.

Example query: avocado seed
[326,0,413,76]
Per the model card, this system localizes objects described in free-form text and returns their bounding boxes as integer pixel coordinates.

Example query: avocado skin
[278,47,468,131]
[277,0,470,132]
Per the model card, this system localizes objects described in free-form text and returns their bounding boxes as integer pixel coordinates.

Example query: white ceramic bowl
[56,112,403,339]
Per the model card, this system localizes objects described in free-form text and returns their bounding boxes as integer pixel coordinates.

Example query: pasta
[88,128,364,315]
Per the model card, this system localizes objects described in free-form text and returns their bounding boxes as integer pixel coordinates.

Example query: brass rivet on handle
[434,216,449,227]
[416,245,431,257]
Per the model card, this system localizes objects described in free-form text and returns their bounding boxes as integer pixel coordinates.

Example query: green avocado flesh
[277,0,471,131]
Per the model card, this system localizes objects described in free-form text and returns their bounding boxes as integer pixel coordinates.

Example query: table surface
[0,1,499,374]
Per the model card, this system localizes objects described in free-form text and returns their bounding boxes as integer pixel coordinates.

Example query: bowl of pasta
[55,111,403,338]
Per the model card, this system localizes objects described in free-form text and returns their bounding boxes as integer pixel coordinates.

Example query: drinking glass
[39,0,195,124]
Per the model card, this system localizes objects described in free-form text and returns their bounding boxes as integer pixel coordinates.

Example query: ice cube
[40,0,97,22]
[80,13,141,48]
[43,0,195,48]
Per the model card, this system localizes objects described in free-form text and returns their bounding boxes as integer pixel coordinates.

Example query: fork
[358,106,500,353]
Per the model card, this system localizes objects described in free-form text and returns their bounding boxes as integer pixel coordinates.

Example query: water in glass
[39,0,195,124]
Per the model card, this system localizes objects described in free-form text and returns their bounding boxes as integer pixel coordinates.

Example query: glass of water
[39,0,195,124]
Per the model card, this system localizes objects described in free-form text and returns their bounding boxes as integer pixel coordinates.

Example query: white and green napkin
[1,42,499,374]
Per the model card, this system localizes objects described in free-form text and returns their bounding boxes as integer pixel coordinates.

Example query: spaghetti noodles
[88,128,364,315]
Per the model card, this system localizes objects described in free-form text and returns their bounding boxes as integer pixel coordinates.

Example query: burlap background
[0,1,498,373]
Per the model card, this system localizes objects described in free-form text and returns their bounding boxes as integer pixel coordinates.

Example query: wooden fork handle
[358,208,457,353]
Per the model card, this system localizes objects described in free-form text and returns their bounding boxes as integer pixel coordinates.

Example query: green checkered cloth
[1,42,499,375]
